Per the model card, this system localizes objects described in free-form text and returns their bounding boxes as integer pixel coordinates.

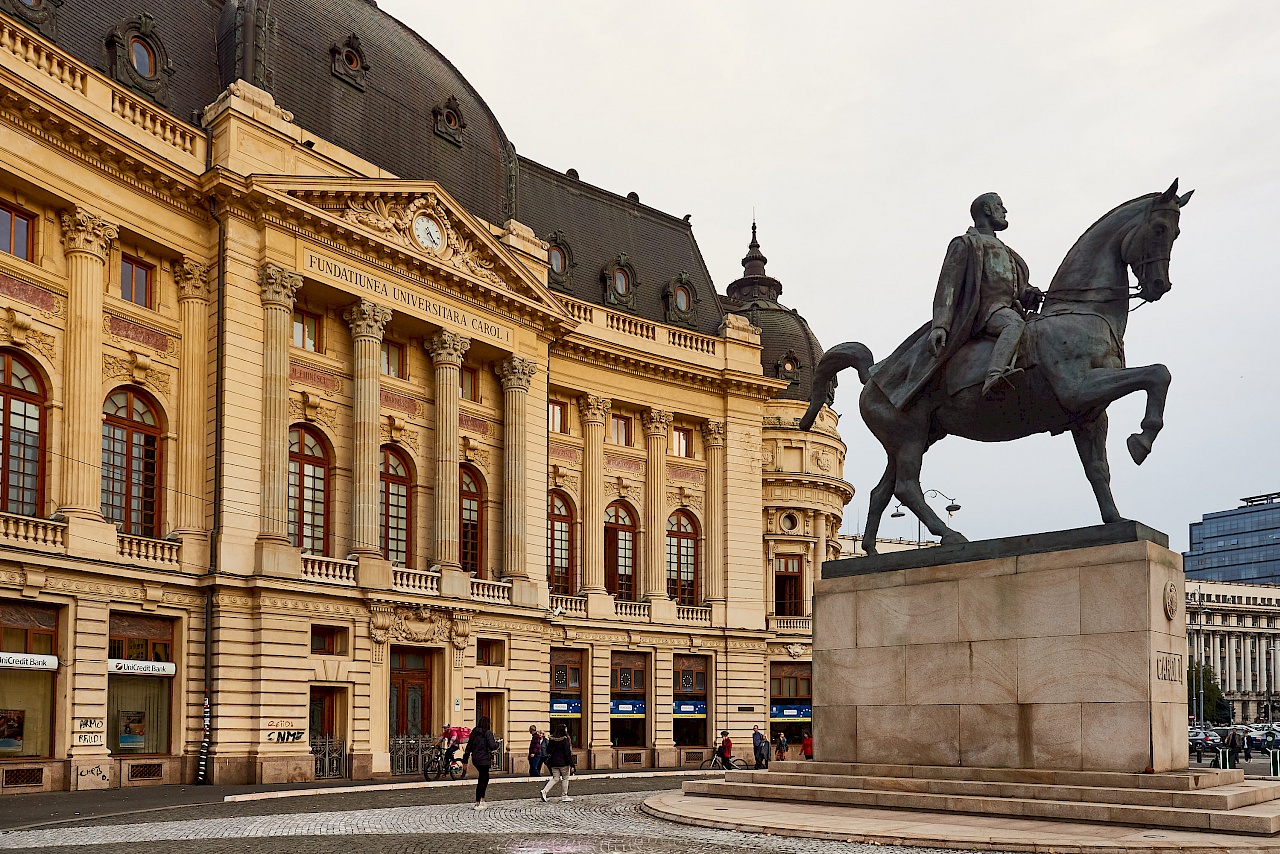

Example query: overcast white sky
[384,1,1280,551]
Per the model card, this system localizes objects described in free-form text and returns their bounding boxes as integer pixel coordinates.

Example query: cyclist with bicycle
[440,724,459,768]
[715,730,733,765]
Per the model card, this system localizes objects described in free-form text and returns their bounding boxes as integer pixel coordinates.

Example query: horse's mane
[1048,192,1158,293]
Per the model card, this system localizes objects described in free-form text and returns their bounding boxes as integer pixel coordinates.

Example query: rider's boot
[982,319,1024,397]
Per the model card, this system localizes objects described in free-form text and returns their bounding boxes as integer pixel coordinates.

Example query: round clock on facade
[412,213,443,252]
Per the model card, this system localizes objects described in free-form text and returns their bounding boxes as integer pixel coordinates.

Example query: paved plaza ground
[0,774,963,854]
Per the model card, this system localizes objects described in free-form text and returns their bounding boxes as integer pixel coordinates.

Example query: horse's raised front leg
[1057,363,1171,465]
[894,442,968,545]
[1070,413,1123,523]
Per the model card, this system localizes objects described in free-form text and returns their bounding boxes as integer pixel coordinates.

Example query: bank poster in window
[0,709,23,753]
[119,710,146,749]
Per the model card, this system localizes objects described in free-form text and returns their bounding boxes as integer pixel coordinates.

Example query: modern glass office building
[1185,493,1280,583]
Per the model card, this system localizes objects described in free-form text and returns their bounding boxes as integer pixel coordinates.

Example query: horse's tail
[798,341,874,431]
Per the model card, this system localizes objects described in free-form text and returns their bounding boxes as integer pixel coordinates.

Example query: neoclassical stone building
[0,0,850,791]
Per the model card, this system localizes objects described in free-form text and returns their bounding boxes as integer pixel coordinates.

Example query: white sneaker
[540,790,548,802]
[561,796,573,802]
[475,802,487,811]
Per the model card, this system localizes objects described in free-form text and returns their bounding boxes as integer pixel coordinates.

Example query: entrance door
[309,686,346,779]
[389,648,434,776]
[476,691,505,770]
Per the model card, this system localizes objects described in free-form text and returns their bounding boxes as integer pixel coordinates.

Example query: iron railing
[311,737,347,779]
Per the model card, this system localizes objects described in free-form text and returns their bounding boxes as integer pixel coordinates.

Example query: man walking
[527,725,544,777]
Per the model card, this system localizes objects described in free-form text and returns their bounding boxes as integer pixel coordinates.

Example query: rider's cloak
[869,230,1030,411]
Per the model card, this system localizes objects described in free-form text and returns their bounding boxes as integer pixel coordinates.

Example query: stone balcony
[768,615,812,634]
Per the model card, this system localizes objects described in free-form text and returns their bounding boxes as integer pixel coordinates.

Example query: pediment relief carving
[339,191,507,292]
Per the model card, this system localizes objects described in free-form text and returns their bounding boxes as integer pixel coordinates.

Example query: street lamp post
[1198,586,1207,726]
[890,489,961,548]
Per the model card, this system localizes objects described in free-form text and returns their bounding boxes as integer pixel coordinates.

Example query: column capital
[176,257,210,302]
[700,420,727,446]
[259,262,302,307]
[642,409,673,436]
[59,208,117,259]
[495,355,537,392]
[344,298,393,341]
[577,394,611,425]
[427,331,470,366]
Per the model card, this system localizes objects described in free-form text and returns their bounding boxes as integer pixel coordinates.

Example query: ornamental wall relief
[0,307,54,360]
[341,193,505,290]
[380,417,420,454]
[289,393,337,428]
[103,351,170,395]
[368,604,472,666]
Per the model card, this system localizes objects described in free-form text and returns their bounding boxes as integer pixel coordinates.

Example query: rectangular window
[611,414,632,446]
[674,654,709,747]
[550,648,583,745]
[0,202,33,261]
[611,652,647,747]
[774,556,803,617]
[672,427,692,458]
[0,601,56,758]
[381,341,405,378]
[461,366,479,401]
[476,638,505,666]
[292,309,321,352]
[107,613,173,756]
[548,400,567,434]
[121,256,152,308]
[310,625,346,655]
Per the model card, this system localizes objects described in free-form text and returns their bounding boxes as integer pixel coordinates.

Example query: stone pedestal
[812,522,1187,773]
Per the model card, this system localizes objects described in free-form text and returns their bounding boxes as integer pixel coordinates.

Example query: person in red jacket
[715,730,733,766]
[802,731,814,761]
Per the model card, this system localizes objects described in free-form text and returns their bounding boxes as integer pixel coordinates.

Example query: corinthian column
[58,209,117,520]
[642,409,672,600]
[428,332,470,570]
[496,356,537,579]
[701,421,727,603]
[577,395,610,593]
[174,258,209,533]
[345,299,392,558]
[258,263,302,543]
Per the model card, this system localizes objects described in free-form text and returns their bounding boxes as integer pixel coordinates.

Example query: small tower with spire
[727,221,782,302]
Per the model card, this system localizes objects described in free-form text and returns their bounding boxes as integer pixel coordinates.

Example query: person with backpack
[462,715,499,810]
[527,725,544,776]
[539,722,575,802]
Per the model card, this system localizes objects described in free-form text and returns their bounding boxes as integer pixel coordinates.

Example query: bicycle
[422,746,467,781]
[699,753,747,771]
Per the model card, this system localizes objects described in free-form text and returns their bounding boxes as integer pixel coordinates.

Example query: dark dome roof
[723,225,826,403]
[216,0,513,225]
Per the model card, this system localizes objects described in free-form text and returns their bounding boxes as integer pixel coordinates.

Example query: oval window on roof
[549,245,566,275]
[130,38,155,78]
[674,286,690,312]
[343,49,361,70]
[613,269,630,296]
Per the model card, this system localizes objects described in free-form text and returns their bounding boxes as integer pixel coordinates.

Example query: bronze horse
[799,180,1193,553]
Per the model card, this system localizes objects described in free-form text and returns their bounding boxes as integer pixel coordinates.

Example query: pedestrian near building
[775,731,788,761]
[752,725,767,769]
[540,722,576,802]
[463,715,499,810]
[802,731,813,761]
[528,725,544,776]
[1226,727,1244,769]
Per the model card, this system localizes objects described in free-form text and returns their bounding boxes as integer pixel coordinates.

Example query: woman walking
[539,722,575,802]
[462,715,499,810]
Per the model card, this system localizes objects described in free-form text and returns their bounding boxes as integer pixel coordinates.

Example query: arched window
[666,511,700,605]
[288,426,330,555]
[101,388,160,537]
[605,501,636,601]
[379,446,412,566]
[0,352,44,517]
[548,491,574,595]
[460,467,484,577]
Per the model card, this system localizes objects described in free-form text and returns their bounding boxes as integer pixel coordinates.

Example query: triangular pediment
[251,177,575,327]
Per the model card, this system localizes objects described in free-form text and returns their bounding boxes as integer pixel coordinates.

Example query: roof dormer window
[331,34,369,90]
[106,15,173,105]
[433,95,467,146]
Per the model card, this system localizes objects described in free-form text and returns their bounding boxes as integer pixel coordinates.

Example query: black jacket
[544,734,574,768]
[463,727,499,767]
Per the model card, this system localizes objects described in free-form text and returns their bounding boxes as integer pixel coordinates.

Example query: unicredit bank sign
[0,651,57,670]
[108,658,176,676]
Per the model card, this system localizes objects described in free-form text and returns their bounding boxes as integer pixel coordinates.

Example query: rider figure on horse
[927,192,1044,399]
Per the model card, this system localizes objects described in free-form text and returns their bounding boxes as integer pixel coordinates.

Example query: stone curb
[640,790,1280,853]
[225,769,724,802]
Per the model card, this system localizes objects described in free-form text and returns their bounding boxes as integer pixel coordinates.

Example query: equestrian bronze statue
[799,180,1192,553]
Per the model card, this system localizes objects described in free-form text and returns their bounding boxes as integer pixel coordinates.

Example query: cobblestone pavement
[0,787,972,854]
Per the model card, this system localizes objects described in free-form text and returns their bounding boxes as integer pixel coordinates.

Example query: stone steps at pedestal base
[724,770,1280,811]
[683,777,1280,836]
[767,760,1242,790]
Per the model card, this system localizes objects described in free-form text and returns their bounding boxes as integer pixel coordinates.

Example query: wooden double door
[389,647,434,737]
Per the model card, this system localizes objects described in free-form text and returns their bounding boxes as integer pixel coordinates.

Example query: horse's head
[1122,178,1193,303]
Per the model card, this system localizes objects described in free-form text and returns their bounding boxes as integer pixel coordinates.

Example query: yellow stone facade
[0,23,850,792]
